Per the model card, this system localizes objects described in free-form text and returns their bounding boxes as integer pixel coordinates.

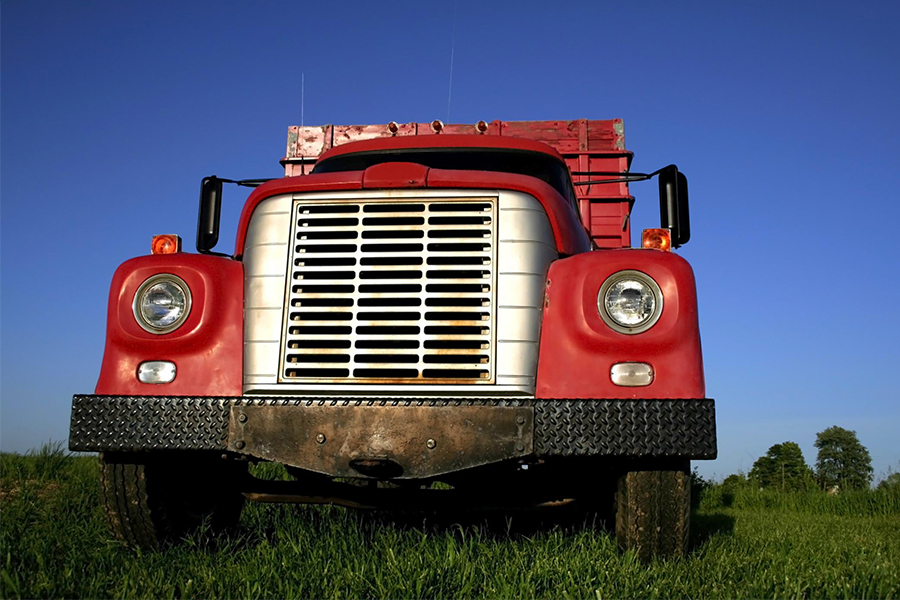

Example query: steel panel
[497,241,558,275]
[243,195,294,387]
[497,304,543,343]
[496,273,546,312]
[495,333,541,379]
[243,244,289,277]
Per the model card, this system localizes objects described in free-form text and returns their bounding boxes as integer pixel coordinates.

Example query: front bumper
[69,396,716,477]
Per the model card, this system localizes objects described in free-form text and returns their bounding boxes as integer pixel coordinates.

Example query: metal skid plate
[227,403,533,479]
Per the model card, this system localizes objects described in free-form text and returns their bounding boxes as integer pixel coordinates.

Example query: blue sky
[2,1,898,481]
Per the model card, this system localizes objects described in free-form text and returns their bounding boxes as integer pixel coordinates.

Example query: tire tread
[98,453,243,550]
[616,469,689,560]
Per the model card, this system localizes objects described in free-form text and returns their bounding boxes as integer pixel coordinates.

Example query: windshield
[313,147,576,204]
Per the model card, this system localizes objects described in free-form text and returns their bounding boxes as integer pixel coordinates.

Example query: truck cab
[70,119,716,560]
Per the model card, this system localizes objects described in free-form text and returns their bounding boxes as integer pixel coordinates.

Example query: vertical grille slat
[280,197,497,383]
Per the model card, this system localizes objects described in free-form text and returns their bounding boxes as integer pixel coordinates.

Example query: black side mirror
[197,176,223,253]
[658,165,690,248]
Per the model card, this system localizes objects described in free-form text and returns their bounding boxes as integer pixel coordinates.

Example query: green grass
[700,483,900,516]
[2,448,898,599]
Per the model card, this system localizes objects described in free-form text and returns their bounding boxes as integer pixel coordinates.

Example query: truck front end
[70,120,715,559]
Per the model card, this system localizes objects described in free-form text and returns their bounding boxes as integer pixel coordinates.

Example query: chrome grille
[280,197,497,383]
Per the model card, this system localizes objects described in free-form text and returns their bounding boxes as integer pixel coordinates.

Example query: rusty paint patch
[286,128,299,154]
[614,120,625,149]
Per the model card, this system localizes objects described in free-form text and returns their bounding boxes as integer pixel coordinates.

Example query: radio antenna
[301,72,305,128]
[446,1,457,123]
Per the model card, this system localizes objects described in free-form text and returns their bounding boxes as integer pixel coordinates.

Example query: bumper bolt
[426,438,437,450]
[235,440,245,450]
[315,433,326,444]
[515,442,525,452]
[238,413,247,423]
[516,415,526,425]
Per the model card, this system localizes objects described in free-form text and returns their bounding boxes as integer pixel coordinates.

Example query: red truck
[69,119,715,559]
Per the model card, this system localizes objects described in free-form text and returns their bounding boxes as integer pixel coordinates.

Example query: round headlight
[133,274,191,333]
[597,270,663,334]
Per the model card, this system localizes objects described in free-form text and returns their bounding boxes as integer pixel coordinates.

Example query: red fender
[536,250,705,399]
[95,254,243,396]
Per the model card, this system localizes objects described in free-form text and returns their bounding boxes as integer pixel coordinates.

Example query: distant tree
[814,426,873,490]
[689,467,710,509]
[719,472,749,507]
[876,472,900,492]
[722,473,748,493]
[750,442,814,491]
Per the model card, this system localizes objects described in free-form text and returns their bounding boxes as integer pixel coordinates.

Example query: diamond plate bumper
[69,395,716,460]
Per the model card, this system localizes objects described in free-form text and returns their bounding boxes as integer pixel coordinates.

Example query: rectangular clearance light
[138,361,177,384]
[610,362,654,387]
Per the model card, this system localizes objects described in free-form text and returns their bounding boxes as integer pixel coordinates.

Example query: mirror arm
[196,176,274,256]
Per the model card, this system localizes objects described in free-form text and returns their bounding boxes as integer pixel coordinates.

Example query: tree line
[745,425,889,492]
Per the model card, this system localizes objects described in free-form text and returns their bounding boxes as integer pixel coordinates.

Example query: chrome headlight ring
[597,270,663,335]
[132,274,192,334]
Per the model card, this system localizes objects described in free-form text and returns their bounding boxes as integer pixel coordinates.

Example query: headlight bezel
[132,273,192,334]
[597,270,663,335]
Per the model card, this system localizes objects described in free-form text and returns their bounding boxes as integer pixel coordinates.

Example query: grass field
[2,446,898,599]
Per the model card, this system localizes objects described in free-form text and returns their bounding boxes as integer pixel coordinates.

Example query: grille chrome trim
[280,197,498,384]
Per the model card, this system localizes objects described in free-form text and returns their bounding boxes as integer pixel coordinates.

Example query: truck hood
[234,165,591,258]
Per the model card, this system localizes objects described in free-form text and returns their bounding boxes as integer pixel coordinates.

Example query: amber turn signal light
[152,234,182,255]
[642,228,672,252]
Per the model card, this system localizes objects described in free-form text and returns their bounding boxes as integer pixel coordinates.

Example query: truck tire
[98,452,246,550]
[615,469,690,561]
